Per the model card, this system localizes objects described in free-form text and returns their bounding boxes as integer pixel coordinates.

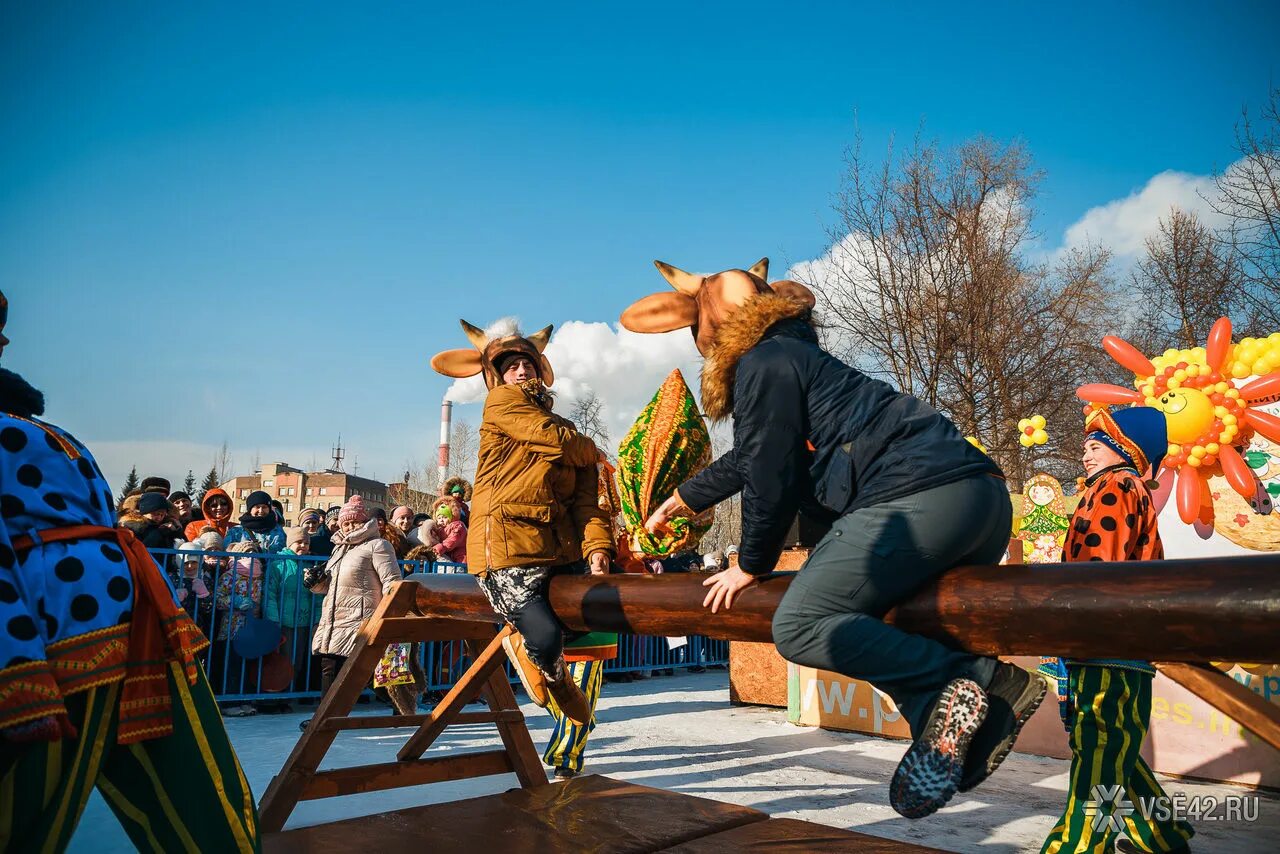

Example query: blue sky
[2,2,1277,491]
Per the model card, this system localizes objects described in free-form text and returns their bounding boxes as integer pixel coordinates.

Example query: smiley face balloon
[1157,388,1215,444]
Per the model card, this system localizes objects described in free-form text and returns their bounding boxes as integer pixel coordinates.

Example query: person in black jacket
[623,258,1048,819]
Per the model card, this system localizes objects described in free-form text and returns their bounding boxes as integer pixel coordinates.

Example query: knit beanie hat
[391,505,413,523]
[197,529,224,551]
[299,508,322,525]
[169,491,192,504]
[177,542,202,561]
[245,490,271,511]
[285,526,306,548]
[325,506,341,525]
[434,503,453,522]
[139,493,170,515]
[339,495,371,525]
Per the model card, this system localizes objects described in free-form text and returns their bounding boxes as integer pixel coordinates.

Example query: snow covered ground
[70,671,1274,852]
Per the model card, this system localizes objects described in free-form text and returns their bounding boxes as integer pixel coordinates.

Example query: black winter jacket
[679,301,1002,576]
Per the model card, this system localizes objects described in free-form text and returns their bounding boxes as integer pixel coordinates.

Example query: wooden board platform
[663,817,951,853]
[264,775,942,853]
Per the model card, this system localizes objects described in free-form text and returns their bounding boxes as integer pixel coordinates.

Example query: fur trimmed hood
[0,368,45,418]
[700,294,814,421]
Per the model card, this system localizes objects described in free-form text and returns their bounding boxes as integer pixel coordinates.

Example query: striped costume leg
[543,660,603,775]
[0,662,259,854]
[0,681,121,854]
[1041,666,1194,854]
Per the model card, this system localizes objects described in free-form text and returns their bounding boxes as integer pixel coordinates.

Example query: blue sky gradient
[2,2,1277,489]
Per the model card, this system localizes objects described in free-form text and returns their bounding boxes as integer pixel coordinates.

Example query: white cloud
[1060,169,1225,260]
[444,319,706,451]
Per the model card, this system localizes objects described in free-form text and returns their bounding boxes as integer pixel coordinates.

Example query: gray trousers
[772,475,1010,736]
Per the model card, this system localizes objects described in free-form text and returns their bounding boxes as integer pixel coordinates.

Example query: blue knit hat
[1085,406,1168,473]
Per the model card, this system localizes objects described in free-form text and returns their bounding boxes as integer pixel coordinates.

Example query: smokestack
[437,399,452,492]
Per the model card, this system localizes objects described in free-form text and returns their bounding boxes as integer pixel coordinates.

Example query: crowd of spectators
[115,475,471,717]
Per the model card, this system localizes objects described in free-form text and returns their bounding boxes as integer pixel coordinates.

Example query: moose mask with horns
[430,319,555,390]
[619,258,815,356]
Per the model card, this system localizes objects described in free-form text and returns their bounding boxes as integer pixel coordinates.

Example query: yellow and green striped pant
[1042,665,1194,854]
[0,661,259,854]
[543,660,604,775]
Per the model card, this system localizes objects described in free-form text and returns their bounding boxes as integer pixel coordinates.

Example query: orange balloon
[1219,445,1257,500]
[1205,316,1233,371]
[1102,336,1156,376]
[1244,408,1280,443]
[1076,383,1145,404]
[1176,469,1202,525]
[1239,371,1280,402]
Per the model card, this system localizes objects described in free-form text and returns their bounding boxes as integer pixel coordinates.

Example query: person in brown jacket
[432,319,613,726]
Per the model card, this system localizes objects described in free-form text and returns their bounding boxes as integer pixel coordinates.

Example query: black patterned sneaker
[958,663,1049,792]
[889,678,988,819]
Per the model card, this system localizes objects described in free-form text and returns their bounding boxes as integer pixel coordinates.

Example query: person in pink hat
[300,496,401,730]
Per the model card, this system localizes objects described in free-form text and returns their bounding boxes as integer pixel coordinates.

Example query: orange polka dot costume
[1040,405,1194,854]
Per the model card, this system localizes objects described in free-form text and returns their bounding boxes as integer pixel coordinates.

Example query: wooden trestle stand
[259,558,1279,853]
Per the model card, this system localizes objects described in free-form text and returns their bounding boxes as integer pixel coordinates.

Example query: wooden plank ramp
[264,775,942,853]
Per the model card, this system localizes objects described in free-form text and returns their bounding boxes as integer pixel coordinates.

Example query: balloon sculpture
[1017,415,1049,448]
[1077,318,1280,525]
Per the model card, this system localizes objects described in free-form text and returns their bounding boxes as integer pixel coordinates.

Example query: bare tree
[569,391,612,459]
[215,440,234,483]
[1125,207,1243,352]
[1210,86,1280,328]
[443,419,478,486]
[799,131,1117,486]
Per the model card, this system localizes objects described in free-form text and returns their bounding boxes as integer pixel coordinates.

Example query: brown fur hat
[430,319,555,390]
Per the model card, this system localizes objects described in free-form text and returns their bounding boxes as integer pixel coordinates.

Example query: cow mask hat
[619,258,816,356]
[430,319,555,390]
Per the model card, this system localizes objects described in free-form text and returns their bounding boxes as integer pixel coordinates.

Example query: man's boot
[502,631,549,708]
[546,660,592,726]
[958,662,1049,792]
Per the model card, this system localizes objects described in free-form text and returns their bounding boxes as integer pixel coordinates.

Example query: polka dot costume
[1055,465,1161,675]
[0,413,132,670]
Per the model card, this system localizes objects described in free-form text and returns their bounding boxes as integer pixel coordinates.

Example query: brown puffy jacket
[310,518,402,657]
[468,383,614,572]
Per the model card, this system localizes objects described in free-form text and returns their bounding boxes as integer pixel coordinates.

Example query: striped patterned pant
[543,660,604,775]
[0,661,259,854]
[1042,665,1194,854]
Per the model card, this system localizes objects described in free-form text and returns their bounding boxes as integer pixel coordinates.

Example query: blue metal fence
[149,546,727,705]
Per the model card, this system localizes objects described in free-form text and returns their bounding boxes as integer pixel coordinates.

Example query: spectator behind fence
[430,499,467,564]
[169,490,196,527]
[440,476,472,526]
[299,507,333,557]
[174,541,213,627]
[390,505,414,536]
[119,492,184,549]
[213,540,266,716]
[324,506,341,535]
[225,489,285,552]
[300,496,400,730]
[186,487,234,541]
[265,527,324,695]
[270,499,286,526]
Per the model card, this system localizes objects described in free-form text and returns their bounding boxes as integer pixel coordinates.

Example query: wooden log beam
[409,556,1280,662]
[1155,662,1280,752]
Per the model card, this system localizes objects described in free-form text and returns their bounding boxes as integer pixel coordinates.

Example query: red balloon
[1206,317,1232,371]
[1244,408,1280,443]
[1075,384,1144,404]
[1101,336,1156,376]
[1176,470,1202,525]
[1239,371,1280,402]
[1219,445,1258,500]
